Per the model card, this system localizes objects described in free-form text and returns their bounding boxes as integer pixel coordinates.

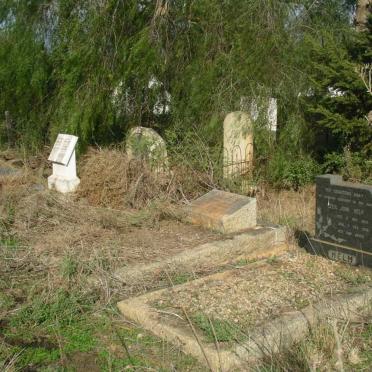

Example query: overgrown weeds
[257,303,372,371]
[78,148,180,208]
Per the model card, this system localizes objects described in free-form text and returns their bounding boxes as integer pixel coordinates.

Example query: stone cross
[48,134,80,193]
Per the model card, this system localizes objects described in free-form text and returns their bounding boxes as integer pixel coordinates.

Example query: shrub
[266,151,320,189]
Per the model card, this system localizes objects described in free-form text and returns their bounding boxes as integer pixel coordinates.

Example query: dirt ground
[156,251,372,336]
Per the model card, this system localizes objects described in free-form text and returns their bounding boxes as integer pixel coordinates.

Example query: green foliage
[60,255,78,279]
[266,151,320,189]
[1,0,368,186]
[323,150,372,183]
[9,290,92,329]
[0,1,51,150]
[191,313,245,343]
[302,15,372,163]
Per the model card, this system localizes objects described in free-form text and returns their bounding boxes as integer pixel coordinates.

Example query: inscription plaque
[306,175,372,267]
[48,134,78,166]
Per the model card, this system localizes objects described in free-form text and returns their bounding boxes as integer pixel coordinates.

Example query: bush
[266,151,320,189]
[323,150,372,184]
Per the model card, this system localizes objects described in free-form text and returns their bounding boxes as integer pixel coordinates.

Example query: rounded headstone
[223,111,253,179]
[126,127,169,173]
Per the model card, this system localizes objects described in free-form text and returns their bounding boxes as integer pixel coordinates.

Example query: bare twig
[208,316,223,372]
[332,320,344,372]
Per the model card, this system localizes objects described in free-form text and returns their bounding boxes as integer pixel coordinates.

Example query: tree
[0,0,362,167]
[302,5,372,172]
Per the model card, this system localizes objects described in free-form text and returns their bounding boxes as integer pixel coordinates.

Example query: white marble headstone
[48,134,80,193]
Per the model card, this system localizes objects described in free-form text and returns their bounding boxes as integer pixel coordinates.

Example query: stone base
[303,236,372,268]
[48,175,80,193]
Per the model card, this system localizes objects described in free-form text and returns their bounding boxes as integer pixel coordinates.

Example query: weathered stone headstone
[223,112,253,179]
[306,175,372,267]
[48,134,80,193]
[126,127,168,173]
[186,189,256,234]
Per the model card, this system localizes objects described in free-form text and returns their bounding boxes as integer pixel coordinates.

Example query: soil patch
[156,252,372,333]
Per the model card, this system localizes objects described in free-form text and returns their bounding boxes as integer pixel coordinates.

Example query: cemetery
[1,116,371,370]
[1,1,371,371]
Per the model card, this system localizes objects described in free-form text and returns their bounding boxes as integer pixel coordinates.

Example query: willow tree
[0,0,52,150]
[0,0,359,165]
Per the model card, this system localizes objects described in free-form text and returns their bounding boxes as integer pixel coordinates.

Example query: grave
[305,175,372,267]
[117,252,372,370]
[48,134,80,193]
[186,189,256,234]
[126,126,168,173]
[223,111,253,179]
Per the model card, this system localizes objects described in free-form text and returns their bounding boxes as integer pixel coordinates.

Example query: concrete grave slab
[118,253,372,371]
[186,189,256,233]
[113,225,287,290]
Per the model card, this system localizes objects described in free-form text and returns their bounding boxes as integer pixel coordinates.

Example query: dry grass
[0,156,219,301]
[77,147,215,210]
[258,303,372,371]
[1,148,371,371]
[258,185,316,234]
[77,148,181,209]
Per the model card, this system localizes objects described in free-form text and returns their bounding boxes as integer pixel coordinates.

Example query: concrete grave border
[118,276,372,371]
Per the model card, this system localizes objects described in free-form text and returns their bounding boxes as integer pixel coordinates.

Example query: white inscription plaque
[48,134,78,165]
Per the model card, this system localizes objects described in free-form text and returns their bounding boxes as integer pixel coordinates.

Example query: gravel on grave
[156,251,372,330]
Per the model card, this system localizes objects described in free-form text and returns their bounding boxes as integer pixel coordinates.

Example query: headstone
[247,97,277,132]
[305,175,372,267]
[126,127,168,173]
[186,189,256,234]
[48,134,80,193]
[223,112,253,179]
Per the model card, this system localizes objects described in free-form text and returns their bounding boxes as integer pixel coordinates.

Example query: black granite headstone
[306,175,372,267]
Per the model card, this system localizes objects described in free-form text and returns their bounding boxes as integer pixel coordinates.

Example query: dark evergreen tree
[302,12,372,166]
